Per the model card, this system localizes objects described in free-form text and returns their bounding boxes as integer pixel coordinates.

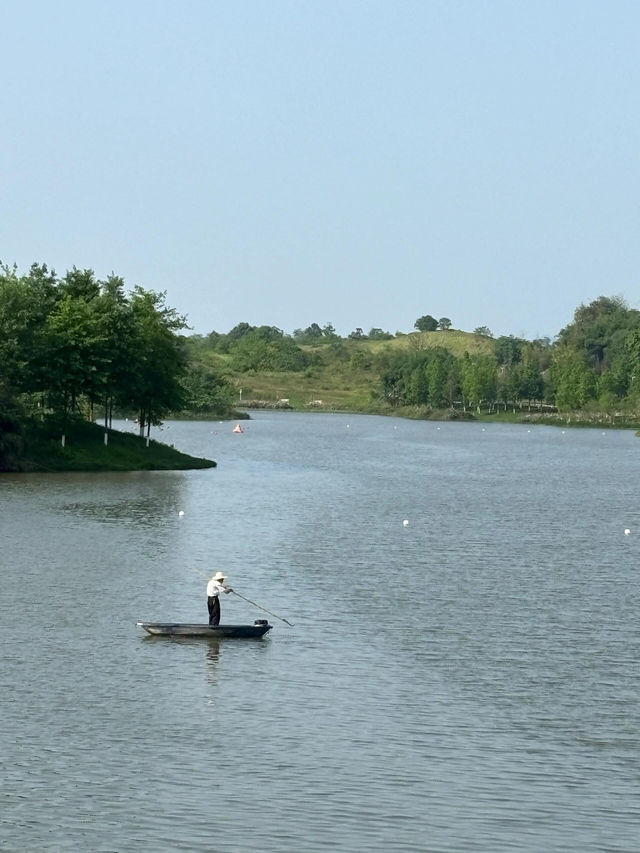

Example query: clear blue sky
[2,0,639,339]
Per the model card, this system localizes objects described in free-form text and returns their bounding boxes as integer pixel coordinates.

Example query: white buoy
[403,519,409,527]
[624,528,630,535]
[178,510,185,517]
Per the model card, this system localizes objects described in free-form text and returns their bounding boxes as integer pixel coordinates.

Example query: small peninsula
[0,419,215,473]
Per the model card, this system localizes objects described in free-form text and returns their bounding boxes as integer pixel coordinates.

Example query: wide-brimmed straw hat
[213,571,226,581]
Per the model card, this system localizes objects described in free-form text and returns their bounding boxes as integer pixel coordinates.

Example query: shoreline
[4,405,638,474]
[237,404,640,432]
[0,420,216,474]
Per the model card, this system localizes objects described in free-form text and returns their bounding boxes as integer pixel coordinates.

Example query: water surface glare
[1,413,639,851]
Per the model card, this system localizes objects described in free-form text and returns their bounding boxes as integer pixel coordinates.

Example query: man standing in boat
[207,571,233,626]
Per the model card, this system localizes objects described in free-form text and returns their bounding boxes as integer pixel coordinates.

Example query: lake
[1,412,638,852]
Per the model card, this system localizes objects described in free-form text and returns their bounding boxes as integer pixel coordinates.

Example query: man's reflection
[205,639,221,684]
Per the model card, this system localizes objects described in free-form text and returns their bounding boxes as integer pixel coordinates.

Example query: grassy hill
[207,330,494,412]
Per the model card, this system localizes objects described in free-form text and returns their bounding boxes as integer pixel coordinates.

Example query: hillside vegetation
[186,330,494,411]
[184,298,640,428]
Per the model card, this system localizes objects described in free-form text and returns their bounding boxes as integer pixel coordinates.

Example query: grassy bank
[2,418,216,473]
[239,398,640,431]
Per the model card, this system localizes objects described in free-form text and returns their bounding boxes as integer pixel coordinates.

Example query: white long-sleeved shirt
[206,578,231,597]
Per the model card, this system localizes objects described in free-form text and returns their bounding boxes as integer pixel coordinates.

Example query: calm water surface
[1,413,639,852]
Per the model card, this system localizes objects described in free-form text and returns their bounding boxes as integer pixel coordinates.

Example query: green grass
[363,329,494,358]
[16,419,216,472]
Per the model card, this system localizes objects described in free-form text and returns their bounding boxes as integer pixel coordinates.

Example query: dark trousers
[208,596,220,626]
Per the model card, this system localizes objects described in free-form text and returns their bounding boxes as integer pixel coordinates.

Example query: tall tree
[94,275,136,428]
[125,288,188,436]
[461,355,497,408]
[550,348,596,410]
[32,293,108,432]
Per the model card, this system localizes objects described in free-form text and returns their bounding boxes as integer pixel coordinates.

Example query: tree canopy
[414,314,438,332]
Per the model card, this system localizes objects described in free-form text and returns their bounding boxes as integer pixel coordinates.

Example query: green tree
[461,355,497,408]
[270,338,308,371]
[624,330,640,401]
[0,265,30,389]
[494,335,524,366]
[558,295,640,372]
[497,364,521,406]
[94,275,137,428]
[408,364,429,403]
[598,354,630,401]
[181,364,235,414]
[379,347,459,408]
[227,322,254,341]
[518,353,544,401]
[368,327,392,340]
[414,314,438,332]
[31,292,108,431]
[550,349,597,410]
[0,263,59,395]
[427,357,448,406]
[59,267,100,302]
[125,288,188,436]
[304,322,323,339]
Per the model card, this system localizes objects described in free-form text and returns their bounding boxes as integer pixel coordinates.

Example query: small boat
[232,423,244,434]
[137,619,272,638]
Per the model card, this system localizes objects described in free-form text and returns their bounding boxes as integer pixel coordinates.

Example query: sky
[2,0,639,340]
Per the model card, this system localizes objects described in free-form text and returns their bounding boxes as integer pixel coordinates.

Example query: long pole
[187,566,294,627]
[230,590,294,627]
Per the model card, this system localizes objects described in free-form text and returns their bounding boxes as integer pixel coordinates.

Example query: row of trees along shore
[2,260,640,443]
[381,297,640,414]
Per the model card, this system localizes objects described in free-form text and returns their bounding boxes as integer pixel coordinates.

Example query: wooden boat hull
[137,620,272,638]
